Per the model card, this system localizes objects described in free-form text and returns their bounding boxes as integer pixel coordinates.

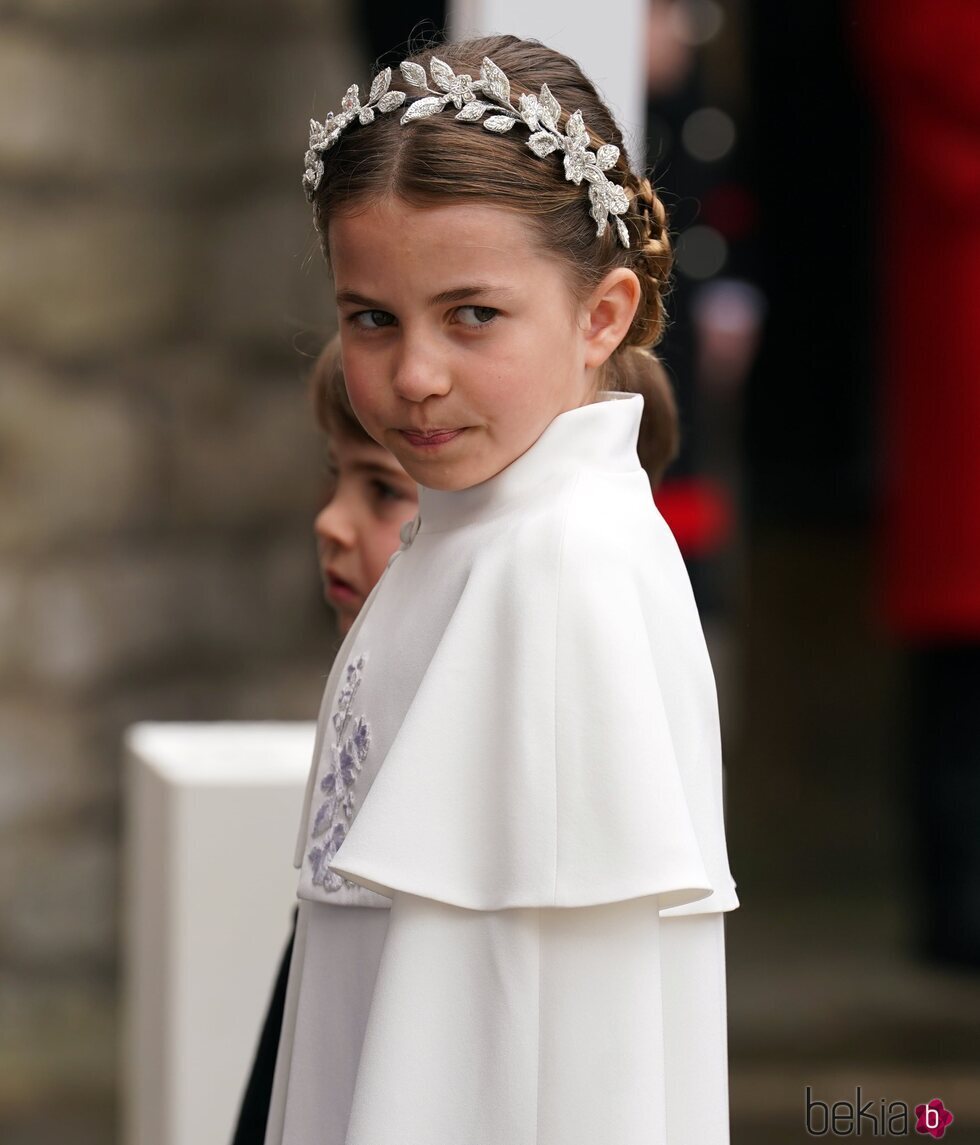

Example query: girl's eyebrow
[336,284,515,308]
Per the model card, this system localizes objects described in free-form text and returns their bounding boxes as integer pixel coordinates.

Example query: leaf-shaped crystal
[400,95,447,123]
[455,101,490,121]
[309,122,330,149]
[537,106,557,131]
[429,56,456,93]
[358,106,375,125]
[566,109,586,139]
[519,93,540,129]
[368,67,391,104]
[341,84,360,113]
[538,84,561,129]
[302,161,322,198]
[614,216,630,248]
[483,115,517,133]
[527,130,559,158]
[447,74,475,108]
[480,56,510,104]
[377,90,406,112]
[400,60,428,89]
[596,144,620,171]
[607,183,629,213]
[564,150,587,183]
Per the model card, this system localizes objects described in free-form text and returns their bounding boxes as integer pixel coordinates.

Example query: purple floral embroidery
[307,653,371,892]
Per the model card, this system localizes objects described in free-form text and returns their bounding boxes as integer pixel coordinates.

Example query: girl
[236,334,686,1144]
[266,33,739,1145]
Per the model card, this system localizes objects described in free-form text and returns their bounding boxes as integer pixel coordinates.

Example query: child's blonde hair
[307,332,679,488]
[309,33,675,408]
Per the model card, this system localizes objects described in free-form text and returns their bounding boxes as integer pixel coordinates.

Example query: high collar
[413,390,644,535]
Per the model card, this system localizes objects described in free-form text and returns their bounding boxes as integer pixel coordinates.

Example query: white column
[120,721,315,1145]
[449,0,648,174]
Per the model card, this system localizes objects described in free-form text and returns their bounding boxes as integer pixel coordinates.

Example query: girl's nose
[390,335,451,403]
[314,498,354,548]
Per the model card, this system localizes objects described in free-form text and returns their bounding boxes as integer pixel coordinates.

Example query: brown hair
[306,332,373,445]
[307,329,678,489]
[309,33,678,423]
[634,354,680,489]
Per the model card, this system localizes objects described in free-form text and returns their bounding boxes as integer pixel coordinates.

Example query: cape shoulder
[327,468,735,912]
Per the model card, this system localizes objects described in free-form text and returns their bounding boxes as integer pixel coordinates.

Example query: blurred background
[2,0,979,1142]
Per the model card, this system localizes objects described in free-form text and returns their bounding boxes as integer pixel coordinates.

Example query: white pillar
[120,721,314,1145]
[449,0,648,174]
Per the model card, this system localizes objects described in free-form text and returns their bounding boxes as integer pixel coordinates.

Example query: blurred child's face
[329,197,637,491]
[313,431,418,635]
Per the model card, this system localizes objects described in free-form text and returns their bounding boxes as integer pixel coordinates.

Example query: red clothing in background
[854,0,980,637]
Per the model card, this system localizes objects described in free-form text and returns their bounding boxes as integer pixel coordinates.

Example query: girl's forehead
[335,195,525,233]
[328,198,542,273]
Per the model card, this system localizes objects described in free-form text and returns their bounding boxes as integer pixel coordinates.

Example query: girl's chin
[328,600,356,634]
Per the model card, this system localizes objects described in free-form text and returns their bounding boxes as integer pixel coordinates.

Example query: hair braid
[620,173,673,351]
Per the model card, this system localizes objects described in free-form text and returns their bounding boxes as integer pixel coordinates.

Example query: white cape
[271,391,738,1145]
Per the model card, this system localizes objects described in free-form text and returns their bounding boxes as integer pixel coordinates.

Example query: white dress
[263,390,739,1145]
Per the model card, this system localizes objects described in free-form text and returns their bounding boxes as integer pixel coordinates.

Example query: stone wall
[0,4,364,1140]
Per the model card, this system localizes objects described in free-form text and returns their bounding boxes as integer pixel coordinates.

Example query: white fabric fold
[325,459,736,913]
[345,891,672,1145]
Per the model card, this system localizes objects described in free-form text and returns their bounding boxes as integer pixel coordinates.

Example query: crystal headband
[303,55,633,248]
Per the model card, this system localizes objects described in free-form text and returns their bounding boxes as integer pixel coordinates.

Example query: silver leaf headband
[303,55,633,248]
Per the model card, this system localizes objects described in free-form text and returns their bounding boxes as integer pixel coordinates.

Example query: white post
[120,721,315,1145]
[448,0,648,174]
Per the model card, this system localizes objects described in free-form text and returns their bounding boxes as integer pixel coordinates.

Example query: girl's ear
[580,268,642,369]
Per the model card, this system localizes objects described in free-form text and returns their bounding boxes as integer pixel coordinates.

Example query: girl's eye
[454,305,499,329]
[347,306,499,331]
[370,479,404,502]
[349,310,395,330]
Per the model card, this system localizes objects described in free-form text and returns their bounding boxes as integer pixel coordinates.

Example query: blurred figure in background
[309,339,421,638]
[643,0,765,616]
[854,0,980,969]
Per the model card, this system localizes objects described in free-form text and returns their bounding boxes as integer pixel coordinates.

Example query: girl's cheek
[343,372,381,430]
[361,534,398,592]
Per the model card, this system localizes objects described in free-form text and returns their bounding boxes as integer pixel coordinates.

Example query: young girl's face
[313,431,419,634]
[329,197,601,491]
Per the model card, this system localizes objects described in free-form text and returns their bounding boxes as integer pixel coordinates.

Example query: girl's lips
[325,570,360,604]
[399,427,466,449]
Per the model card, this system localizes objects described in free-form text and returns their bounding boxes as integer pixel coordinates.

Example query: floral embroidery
[307,653,371,892]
